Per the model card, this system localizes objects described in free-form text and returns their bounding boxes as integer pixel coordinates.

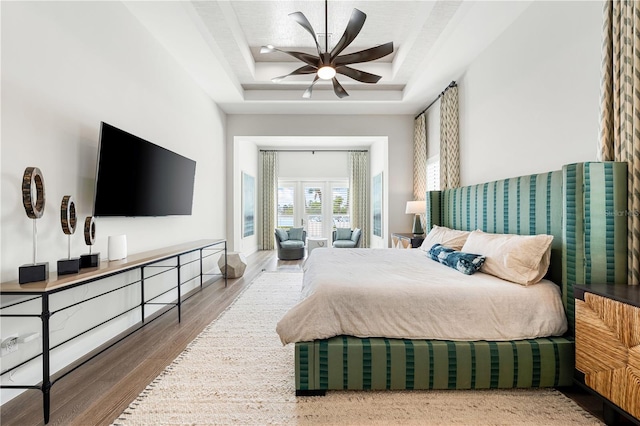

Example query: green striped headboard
[425,162,627,335]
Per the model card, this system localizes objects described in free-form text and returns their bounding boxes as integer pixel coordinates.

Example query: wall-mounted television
[93,122,196,217]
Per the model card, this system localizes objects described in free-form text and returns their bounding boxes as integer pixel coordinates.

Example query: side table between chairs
[307,237,329,256]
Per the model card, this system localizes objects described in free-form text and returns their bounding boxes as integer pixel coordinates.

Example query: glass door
[277,180,349,239]
[277,182,296,229]
[331,183,350,230]
[303,183,324,238]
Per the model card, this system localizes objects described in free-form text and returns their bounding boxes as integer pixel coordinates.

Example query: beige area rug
[113,272,601,425]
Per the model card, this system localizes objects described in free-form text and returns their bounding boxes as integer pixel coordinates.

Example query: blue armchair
[332,228,362,248]
[275,228,307,260]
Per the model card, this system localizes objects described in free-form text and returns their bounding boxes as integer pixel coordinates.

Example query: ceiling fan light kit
[262,0,394,99]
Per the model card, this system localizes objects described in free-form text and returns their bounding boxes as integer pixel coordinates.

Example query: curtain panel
[440,85,460,190]
[413,113,427,200]
[259,151,277,250]
[599,0,640,285]
[349,151,369,248]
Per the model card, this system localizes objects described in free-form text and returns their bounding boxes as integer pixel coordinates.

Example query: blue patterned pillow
[428,244,486,275]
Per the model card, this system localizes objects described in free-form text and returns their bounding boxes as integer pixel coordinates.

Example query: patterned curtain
[599,0,640,285]
[259,151,277,250]
[413,113,427,201]
[440,85,460,190]
[349,151,369,248]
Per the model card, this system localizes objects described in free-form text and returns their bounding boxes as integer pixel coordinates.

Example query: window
[277,185,295,229]
[331,184,350,229]
[276,180,349,238]
[426,155,440,191]
[304,185,323,237]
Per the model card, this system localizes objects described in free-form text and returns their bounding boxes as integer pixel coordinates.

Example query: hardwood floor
[0,250,618,425]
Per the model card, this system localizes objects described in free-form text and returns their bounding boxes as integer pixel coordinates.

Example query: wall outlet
[1,334,19,356]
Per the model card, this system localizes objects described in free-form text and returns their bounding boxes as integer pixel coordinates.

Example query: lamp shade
[405,201,426,215]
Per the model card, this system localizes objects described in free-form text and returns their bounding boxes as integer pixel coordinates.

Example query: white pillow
[420,225,471,252]
[461,230,553,286]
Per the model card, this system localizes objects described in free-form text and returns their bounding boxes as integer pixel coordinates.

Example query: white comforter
[276,248,568,344]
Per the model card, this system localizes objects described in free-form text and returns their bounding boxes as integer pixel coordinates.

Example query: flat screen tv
[93,122,196,217]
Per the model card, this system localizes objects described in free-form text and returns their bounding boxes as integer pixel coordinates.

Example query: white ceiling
[124,1,533,115]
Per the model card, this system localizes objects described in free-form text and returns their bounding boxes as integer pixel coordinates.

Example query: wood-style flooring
[0,250,619,425]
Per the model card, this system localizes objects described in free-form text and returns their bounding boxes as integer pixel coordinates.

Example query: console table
[0,239,226,424]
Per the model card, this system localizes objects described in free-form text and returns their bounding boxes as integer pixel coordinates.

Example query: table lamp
[406,201,426,235]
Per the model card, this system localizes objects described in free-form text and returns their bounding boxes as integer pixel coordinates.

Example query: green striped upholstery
[295,162,627,392]
[561,162,627,334]
[436,170,564,285]
[296,336,574,391]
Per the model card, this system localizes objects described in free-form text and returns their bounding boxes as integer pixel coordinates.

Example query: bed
[278,162,628,394]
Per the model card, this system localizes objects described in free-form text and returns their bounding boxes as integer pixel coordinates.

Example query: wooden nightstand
[574,284,640,425]
[391,233,424,249]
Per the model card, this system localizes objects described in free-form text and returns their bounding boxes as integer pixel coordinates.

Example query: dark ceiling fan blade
[272,65,318,83]
[289,12,323,56]
[260,45,320,67]
[332,78,349,98]
[302,76,321,99]
[334,42,394,66]
[335,66,381,84]
[330,8,366,60]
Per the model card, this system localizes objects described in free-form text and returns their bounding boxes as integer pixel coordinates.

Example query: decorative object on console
[405,200,425,235]
[80,216,100,268]
[108,234,127,261]
[261,0,393,98]
[57,195,81,275]
[18,167,49,284]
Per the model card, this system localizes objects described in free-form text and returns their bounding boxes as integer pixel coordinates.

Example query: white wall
[226,115,415,248]
[458,1,602,186]
[1,2,225,403]
[369,139,389,248]
[234,139,258,254]
[278,151,349,179]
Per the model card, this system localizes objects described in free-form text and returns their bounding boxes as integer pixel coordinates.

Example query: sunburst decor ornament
[261,0,394,99]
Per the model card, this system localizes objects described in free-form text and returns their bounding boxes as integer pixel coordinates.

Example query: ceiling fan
[260,0,394,99]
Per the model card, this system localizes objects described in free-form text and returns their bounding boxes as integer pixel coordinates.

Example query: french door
[277,180,350,239]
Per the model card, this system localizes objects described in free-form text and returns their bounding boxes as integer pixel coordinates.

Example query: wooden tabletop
[1,239,225,294]
[574,283,640,308]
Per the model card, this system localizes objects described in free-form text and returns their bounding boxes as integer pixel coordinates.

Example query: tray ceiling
[124,1,533,115]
